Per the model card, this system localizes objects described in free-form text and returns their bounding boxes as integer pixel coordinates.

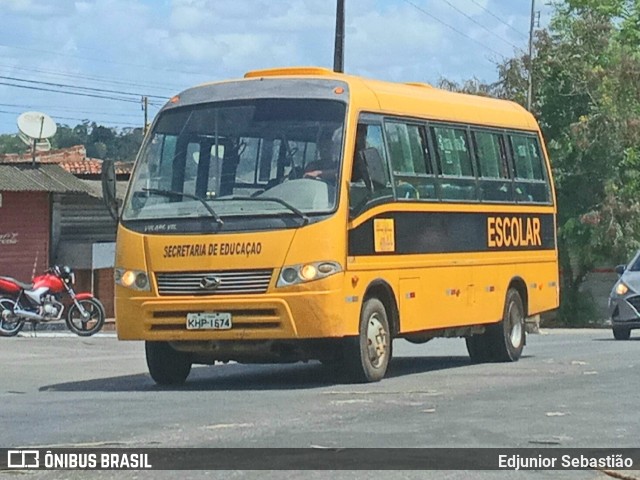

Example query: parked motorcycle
[0,265,105,337]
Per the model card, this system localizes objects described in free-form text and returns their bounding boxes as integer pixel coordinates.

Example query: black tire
[0,298,25,337]
[145,341,192,386]
[65,298,105,336]
[613,326,631,340]
[487,288,526,362]
[465,334,492,363]
[465,288,525,362]
[343,297,392,383]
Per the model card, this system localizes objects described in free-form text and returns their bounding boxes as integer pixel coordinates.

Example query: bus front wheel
[343,297,392,383]
[145,341,192,386]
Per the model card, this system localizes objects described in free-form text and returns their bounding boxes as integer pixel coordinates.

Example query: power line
[469,0,528,39]
[0,103,148,118]
[401,0,507,59]
[0,110,142,127]
[0,63,183,94]
[0,42,213,78]
[0,81,142,103]
[0,75,168,100]
[435,0,525,53]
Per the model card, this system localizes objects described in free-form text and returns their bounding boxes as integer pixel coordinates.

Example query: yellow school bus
[112,66,558,384]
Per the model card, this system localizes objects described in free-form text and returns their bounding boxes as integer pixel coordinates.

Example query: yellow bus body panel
[115,67,559,351]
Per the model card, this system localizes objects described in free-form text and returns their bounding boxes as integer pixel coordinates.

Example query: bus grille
[155,269,273,296]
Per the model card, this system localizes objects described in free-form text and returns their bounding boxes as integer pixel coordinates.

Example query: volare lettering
[488,216,541,248]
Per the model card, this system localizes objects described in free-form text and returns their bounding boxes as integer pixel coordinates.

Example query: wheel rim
[365,313,388,368]
[507,301,523,349]
[0,299,20,332]
[69,301,101,332]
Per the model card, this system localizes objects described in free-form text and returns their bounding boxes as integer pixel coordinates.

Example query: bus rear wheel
[465,335,492,363]
[465,288,525,363]
[489,288,525,362]
[145,341,192,386]
[343,297,392,383]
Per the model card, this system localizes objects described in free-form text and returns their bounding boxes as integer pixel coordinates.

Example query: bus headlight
[277,261,342,287]
[115,268,151,291]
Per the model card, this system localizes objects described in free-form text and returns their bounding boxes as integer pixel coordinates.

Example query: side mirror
[615,265,626,276]
[101,159,119,221]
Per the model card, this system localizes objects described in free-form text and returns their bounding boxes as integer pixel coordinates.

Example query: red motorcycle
[0,265,105,337]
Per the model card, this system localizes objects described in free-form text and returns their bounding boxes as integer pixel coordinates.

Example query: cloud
[0,0,551,133]
[0,0,75,16]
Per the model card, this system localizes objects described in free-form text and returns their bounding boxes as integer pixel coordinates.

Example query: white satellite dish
[17,111,57,153]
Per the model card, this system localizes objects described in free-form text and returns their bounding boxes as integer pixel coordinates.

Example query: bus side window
[509,134,549,203]
[384,121,436,200]
[432,125,477,202]
[472,130,513,202]
[349,123,393,213]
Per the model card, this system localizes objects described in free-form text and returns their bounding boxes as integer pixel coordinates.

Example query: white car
[609,250,640,340]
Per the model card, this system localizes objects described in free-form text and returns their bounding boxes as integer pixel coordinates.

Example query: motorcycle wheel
[0,298,25,337]
[66,298,106,336]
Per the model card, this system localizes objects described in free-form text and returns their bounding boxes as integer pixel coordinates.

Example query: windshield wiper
[221,196,309,226]
[141,188,224,226]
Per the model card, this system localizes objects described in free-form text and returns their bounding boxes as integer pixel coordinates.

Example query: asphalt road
[1,328,639,480]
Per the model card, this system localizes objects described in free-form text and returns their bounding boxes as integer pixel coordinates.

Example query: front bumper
[609,294,640,327]
[116,282,353,342]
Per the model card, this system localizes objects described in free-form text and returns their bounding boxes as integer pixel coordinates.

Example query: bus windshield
[122,98,346,222]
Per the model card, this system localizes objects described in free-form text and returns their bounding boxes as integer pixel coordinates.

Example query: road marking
[202,423,254,430]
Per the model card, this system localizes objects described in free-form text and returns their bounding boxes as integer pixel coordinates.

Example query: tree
[534,1,640,323]
[436,77,501,97]
[52,121,90,149]
[1,121,143,163]
[443,0,640,323]
[0,134,28,155]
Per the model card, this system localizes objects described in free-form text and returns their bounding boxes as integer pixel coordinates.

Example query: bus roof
[178,66,538,131]
[245,67,537,131]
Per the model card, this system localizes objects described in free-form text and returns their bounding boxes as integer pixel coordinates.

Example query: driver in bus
[303,130,340,182]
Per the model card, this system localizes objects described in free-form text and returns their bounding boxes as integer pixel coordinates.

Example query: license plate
[186,312,232,330]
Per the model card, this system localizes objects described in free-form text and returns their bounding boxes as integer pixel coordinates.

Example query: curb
[13,318,115,333]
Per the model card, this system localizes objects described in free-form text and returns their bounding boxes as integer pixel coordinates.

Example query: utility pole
[526,0,536,111]
[333,0,345,73]
[141,96,149,134]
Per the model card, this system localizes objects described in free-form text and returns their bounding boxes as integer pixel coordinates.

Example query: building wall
[96,268,114,317]
[581,270,619,321]
[50,193,117,317]
[71,268,115,318]
[0,191,50,281]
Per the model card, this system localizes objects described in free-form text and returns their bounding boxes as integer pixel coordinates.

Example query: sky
[0,0,553,136]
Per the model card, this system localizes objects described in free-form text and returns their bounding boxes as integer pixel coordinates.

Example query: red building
[0,149,131,317]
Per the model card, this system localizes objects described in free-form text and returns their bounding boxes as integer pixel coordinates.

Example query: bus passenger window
[509,134,549,203]
[432,126,477,202]
[511,135,544,180]
[385,121,436,200]
[432,126,473,177]
[473,130,512,202]
[385,122,429,175]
